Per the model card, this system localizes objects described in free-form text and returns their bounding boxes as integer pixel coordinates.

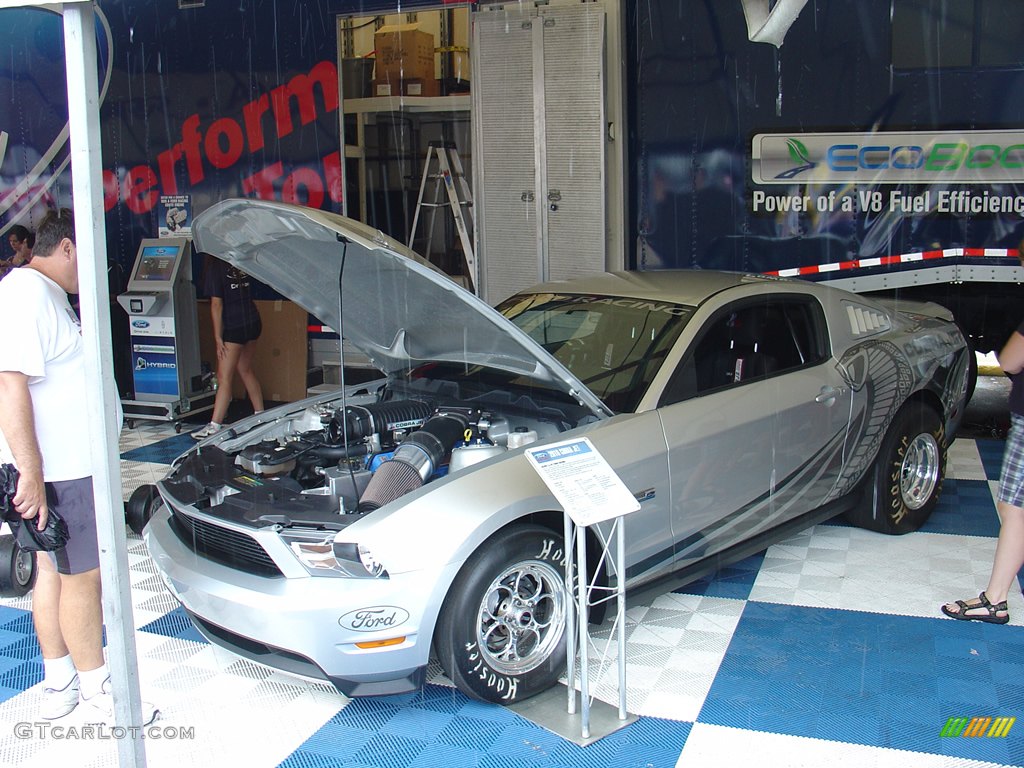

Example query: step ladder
[408,142,476,291]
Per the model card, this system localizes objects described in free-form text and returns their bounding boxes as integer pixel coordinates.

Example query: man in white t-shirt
[0,209,155,725]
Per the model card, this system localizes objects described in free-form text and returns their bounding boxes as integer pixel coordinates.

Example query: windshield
[495,293,694,412]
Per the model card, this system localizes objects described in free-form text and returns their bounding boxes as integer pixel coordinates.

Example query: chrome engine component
[449,442,506,472]
[323,465,373,509]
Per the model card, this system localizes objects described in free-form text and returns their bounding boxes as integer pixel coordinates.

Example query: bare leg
[34,556,104,669]
[32,554,68,659]
[986,502,1024,604]
[57,568,105,671]
[236,340,264,413]
[943,501,1024,620]
[210,342,243,424]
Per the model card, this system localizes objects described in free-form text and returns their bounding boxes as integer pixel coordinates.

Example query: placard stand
[511,438,639,745]
[563,511,638,741]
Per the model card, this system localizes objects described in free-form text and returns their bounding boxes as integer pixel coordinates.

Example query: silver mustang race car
[143,198,970,705]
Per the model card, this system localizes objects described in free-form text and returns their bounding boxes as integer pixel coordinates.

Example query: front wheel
[846,403,946,534]
[434,525,568,704]
[125,484,162,536]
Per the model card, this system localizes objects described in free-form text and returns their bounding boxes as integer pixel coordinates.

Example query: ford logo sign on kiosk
[523,437,639,744]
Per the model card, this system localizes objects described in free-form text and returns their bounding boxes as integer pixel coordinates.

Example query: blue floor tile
[0,634,40,661]
[436,715,507,751]
[922,478,1001,537]
[121,433,196,464]
[285,685,690,768]
[977,439,1007,481]
[0,606,32,634]
[674,551,766,599]
[0,660,42,696]
[700,602,1024,764]
[139,605,208,643]
[0,608,38,670]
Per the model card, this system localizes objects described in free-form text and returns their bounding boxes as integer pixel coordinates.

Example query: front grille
[169,508,283,577]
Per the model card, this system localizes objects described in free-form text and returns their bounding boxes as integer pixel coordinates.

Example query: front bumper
[144,504,456,697]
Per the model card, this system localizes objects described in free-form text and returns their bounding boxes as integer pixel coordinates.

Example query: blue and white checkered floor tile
[0,423,1022,767]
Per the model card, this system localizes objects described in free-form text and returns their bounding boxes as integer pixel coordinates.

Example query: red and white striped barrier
[766,247,1020,278]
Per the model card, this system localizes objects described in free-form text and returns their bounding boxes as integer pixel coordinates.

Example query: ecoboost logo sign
[752,131,1024,184]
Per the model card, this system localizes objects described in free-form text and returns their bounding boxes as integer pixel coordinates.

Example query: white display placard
[525,437,640,527]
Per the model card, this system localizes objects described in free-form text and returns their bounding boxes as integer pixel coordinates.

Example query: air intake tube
[357,413,469,512]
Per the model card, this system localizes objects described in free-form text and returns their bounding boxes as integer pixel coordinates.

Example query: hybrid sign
[752,131,1024,184]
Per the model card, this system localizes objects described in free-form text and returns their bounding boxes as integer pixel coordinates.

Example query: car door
[655,293,854,567]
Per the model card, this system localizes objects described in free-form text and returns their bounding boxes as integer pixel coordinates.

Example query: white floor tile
[947,438,987,481]
[750,526,1024,625]
[677,723,1009,768]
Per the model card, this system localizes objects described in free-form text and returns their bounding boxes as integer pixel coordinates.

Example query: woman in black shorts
[192,254,265,439]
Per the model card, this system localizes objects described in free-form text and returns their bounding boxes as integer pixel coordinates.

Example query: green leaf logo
[786,138,812,165]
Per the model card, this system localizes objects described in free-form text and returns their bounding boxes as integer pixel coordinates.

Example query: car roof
[517,270,778,307]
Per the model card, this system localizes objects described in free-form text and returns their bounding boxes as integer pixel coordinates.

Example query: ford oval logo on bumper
[339,606,410,632]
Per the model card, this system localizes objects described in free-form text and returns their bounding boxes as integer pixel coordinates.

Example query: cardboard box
[372,76,440,98]
[198,298,309,403]
[374,23,435,82]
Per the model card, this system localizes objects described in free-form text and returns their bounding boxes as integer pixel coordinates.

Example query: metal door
[473,4,607,303]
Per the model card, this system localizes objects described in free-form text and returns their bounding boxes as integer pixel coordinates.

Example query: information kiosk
[116,238,213,430]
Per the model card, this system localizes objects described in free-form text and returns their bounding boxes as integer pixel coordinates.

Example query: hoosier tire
[435,525,568,704]
[846,403,946,535]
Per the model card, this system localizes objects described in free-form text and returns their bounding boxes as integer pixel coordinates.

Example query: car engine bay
[161,380,595,533]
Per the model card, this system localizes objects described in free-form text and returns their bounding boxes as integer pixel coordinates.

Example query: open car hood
[192,199,611,418]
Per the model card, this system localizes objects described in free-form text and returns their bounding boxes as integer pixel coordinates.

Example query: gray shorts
[999,414,1024,507]
[45,477,100,575]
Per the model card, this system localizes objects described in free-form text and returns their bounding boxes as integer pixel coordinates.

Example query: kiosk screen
[133,245,180,283]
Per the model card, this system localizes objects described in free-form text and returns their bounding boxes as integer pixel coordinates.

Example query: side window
[771,299,828,370]
[660,294,828,406]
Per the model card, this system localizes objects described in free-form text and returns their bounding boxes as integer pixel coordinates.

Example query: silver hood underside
[192,199,610,417]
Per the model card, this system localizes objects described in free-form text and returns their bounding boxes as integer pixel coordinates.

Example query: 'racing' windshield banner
[752,130,1024,185]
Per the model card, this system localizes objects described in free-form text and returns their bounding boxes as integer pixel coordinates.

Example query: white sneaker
[40,675,80,720]
[191,422,222,440]
[80,678,159,726]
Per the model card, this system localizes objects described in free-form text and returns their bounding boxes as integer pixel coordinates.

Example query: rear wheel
[0,534,36,597]
[435,525,568,704]
[845,403,946,534]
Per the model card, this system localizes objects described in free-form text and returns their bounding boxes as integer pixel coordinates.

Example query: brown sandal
[941,591,1009,624]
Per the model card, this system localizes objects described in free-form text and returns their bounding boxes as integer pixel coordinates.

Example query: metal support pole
[617,517,627,720]
[563,514,576,715]
[64,3,149,766]
[575,521,590,740]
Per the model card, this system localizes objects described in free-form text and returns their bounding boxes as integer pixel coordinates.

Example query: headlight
[349,542,389,578]
[282,530,389,578]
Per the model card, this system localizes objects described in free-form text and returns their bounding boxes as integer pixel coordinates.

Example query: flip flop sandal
[941,591,1009,624]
